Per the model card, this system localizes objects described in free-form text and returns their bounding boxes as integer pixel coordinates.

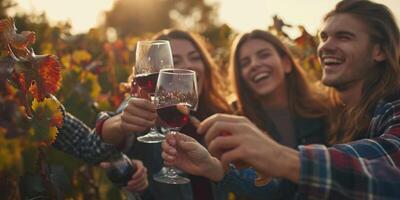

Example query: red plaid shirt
[299,92,400,199]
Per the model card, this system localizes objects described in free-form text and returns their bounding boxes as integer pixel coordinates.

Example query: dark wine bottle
[106,153,137,187]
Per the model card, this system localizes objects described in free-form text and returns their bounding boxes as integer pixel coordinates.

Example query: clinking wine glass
[153,69,198,184]
[134,40,174,143]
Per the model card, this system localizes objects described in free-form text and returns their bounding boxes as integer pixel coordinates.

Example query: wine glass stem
[148,94,158,133]
[165,167,180,178]
[164,130,181,178]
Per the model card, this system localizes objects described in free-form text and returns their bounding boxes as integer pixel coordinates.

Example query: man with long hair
[162,0,400,199]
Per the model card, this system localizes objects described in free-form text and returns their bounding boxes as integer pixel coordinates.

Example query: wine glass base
[137,133,165,143]
[153,173,190,185]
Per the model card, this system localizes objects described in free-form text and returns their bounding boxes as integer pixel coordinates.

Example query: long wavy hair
[128,29,231,118]
[230,30,330,132]
[326,0,400,144]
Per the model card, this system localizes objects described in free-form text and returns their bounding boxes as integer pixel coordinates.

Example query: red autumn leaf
[294,34,307,46]
[12,53,62,105]
[294,26,317,50]
[50,114,63,128]
[28,55,62,101]
[15,31,36,50]
[0,18,36,53]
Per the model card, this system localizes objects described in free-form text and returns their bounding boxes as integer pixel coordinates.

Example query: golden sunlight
[13,0,114,33]
[12,0,400,37]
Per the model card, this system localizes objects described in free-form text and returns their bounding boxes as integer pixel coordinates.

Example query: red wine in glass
[157,103,191,128]
[135,72,159,93]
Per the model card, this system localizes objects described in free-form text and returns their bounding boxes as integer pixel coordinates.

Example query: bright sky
[213,0,400,37]
[12,0,400,38]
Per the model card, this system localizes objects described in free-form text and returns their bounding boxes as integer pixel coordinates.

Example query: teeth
[253,72,270,82]
[323,57,343,65]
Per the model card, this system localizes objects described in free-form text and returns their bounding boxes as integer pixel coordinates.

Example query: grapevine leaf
[28,54,62,101]
[0,18,36,50]
[13,54,62,102]
[29,97,63,143]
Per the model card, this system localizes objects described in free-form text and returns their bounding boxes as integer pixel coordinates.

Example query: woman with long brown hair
[97,29,232,200]
[230,30,329,148]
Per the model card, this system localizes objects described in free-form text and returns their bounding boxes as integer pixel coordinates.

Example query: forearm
[101,113,126,145]
[54,112,117,164]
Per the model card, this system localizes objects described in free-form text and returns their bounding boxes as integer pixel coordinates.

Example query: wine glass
[153,69,198,184]
[134,40,174,143]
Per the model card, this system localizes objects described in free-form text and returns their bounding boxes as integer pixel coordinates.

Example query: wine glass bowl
[134,40,174,143]
[154,69,198,130]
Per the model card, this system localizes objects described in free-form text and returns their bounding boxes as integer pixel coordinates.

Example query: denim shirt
[218,115,327,200]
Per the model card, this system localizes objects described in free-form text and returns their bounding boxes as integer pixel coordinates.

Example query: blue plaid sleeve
[53,112,118,164]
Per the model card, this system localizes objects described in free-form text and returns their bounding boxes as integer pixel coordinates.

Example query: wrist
[102,114,125,145]
[278,146,300,183]
[203,156,224,181]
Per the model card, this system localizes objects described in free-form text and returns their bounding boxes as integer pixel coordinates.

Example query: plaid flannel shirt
[53,111,143,200]
[53,112,118,164]
[299,93,400,199]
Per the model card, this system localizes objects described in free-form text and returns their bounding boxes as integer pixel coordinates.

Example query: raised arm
[53,111,117,164]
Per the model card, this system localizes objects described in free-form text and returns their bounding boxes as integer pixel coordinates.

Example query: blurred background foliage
[0,0,321,199]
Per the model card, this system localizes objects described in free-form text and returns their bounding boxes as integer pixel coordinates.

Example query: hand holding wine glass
[119,98,157,134]
[197,114,295,182]
[134,40,174,143]
[153,68,198,184]
[161,132,225,182]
